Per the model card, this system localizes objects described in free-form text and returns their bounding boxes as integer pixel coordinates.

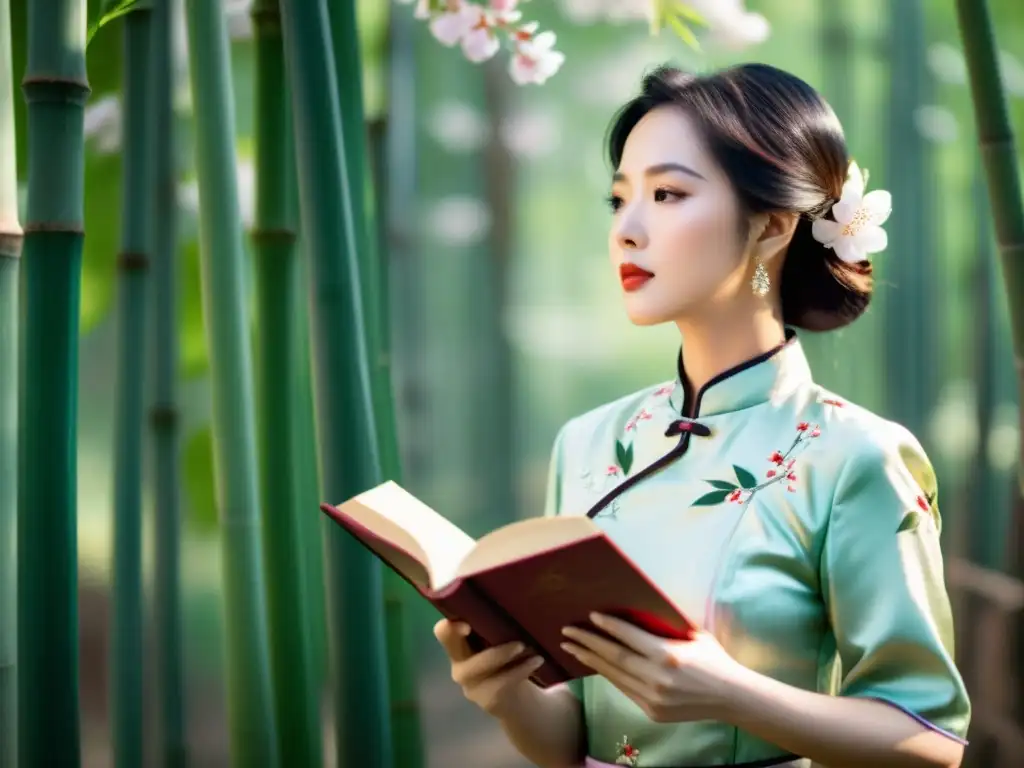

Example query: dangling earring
[751,258,770,297]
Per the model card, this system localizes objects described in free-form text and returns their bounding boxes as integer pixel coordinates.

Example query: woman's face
[608,106,753,326]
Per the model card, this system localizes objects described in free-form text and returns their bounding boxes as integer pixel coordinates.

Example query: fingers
[434,619,473,662]
[453,641,530,687]
[560,640,651,699]
[470,655,546,715]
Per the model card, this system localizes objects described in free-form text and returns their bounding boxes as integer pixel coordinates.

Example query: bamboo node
[118,251,150,271]
[22,222,85,234]
[250,7,282,28]
[249,227,296,244]
[20,77,91,105]
[149,404,179,428]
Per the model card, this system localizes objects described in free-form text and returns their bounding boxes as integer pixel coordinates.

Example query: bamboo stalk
[250,0,321,763]
[368,114,426,767]
[110,9,154,766]
[17,0,90,762]
[885,0,936,441]
[969,164,1000,568]
[339,1,425,759]
[0,0,22,760]
[182,0,279,762]
[278,0,393,763]
[954,0,1024,495]
[291,277,328,689]
[149,1,186,766]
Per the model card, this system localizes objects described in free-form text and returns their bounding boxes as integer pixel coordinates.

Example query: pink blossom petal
[429,7,476,46]
[461,27,499,62]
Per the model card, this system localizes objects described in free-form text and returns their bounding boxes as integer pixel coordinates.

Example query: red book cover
[321,481,696,688]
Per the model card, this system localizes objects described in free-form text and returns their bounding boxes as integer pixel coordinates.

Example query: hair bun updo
[606,63,874,332]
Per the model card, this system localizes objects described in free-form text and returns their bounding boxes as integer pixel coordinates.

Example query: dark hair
[606,63,872,332]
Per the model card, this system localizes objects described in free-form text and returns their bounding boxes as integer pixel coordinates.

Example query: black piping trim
[675,329,796,417]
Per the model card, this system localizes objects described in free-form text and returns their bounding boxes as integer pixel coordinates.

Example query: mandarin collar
[667,328,812,418]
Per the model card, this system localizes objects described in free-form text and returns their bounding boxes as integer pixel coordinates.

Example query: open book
[320,481,696,687]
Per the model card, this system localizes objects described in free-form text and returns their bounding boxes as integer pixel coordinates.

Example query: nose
[613,207,648,251]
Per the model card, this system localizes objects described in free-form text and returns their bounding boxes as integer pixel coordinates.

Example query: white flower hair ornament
[810,161,892,264]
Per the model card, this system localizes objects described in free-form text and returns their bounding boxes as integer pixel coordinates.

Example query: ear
[748,212,800,263]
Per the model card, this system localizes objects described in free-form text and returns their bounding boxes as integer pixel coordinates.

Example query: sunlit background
[7,0,1024,764]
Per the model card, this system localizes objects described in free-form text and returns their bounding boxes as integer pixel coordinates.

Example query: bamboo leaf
[692,490,730,507]
[86,0,147,48]
[672,1,707,26]
[707,479,738,490]
[668,14,701,51]
[897,511,921,533]
[733,465,757,489]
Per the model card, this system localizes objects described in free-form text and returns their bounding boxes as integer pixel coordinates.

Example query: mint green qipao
[543,331,970,767]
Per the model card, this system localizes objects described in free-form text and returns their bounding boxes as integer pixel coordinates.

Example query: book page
[342,481,477,588]
[456,515,602,578]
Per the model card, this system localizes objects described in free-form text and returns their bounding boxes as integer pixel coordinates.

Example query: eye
[606,194,624,212]
[654,187,686,203]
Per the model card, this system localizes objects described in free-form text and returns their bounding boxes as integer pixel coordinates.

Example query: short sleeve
[821,430,970,743]
[542,421,584,700]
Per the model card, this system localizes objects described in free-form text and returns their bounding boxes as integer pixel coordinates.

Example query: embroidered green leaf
[733,465,757,489]
[897,511,921,533]
[615,440,634,476]
[692,490,731,507]
[707,479,738,490]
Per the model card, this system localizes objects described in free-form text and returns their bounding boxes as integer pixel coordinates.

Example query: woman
[433,63,970,768]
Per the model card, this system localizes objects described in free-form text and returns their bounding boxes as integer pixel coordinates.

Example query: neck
[674,307,786,396]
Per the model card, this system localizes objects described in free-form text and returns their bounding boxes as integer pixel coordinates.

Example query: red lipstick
[619,262,654,292]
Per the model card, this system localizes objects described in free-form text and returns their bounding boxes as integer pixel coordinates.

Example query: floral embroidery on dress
[615,734,640,766]
[582,384,676,518]
[821,397,845,408]
[898,492,937,533]
[691,420,821,507]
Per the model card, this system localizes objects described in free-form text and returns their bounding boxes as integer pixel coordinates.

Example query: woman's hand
[560,612,745,724]
[434,619,545,718]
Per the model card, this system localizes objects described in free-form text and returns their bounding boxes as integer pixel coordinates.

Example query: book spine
[432,581,570,688]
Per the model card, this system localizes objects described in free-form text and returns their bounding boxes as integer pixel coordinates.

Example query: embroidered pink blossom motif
[615,734,640,766]
[606,465,620,477]
[899,493,937,533]
[653,384,675,397]
[692,420,821,507]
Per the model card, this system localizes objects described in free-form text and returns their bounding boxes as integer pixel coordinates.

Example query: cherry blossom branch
[396,0,566,85]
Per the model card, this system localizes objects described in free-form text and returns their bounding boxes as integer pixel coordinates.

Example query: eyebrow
[612,162,707,182]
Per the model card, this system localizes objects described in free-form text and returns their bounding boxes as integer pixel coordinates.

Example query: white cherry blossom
[510,30,566,86]
[396,0,563,85]
[811,162,892,264]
